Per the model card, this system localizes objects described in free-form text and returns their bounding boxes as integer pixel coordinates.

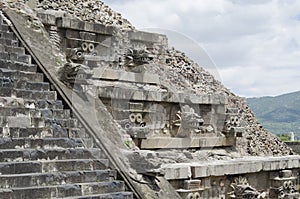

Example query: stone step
[0,159,109,175]
[61,192,134,199]
[0,117,77,129]
[0,138,85,149]
[0,68,43,82]
[0,127,82,139]
[0,44,25,55]
[0,107,70,118]
[0,52,31,64]
[0,170,117,189]
[0,78,50,91]
[33,117,78,128]
[35,99,64,109]
[0,38,18,47]
[0,88,57,100]
[0,59,37,72]
[0,148,102,162]
[0,97,64,110]
[9,181,125,198]
[14,89,57,100]
[0,31,16,40]
[0,24,10,32]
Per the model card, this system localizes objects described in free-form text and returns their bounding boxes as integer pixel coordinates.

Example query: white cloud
[104,0,300,97]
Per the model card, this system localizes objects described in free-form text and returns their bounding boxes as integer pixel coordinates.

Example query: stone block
[0,87,12,97]
[164,164,191,180]
[79,31,96,41]
[15,90,56,101]
[291,158,299,168]
[279,159,289,170]
[202,95,209,104]
[65,29,79,40]
[12,187,54,198]
[7,116,31,128]
[70,19,85,30]
[128,30,163,43]
[131,91,144,100]
[210,163,225,176]
[47,14,56,25]
[191,165,209,178]
[270,160,281,170]
[12,62,37,73]
[222,163,236,175]
[4,70,43,82]
[93,23,115,35]
[4,46,25,55]
[56,17,71,29]
[0,39,19,47]
[37,13,48,24]
[8,127,53,139]
[140,137,230,149]
[31,117,45,128]
[84,22,94,32]
[52,109,70,119]
[0,24,9,32]
[0,161,42,175]
[0,32,15,40]
[17,54,31,64]
[42,159,109,173]
[99,69,160,85]
[0,52,9,59]
[37,100,63,110]
[25,82,50,91]
[249,161,262,173]
[147,91,162,102]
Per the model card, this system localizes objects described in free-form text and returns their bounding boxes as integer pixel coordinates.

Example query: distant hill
[247,91,300,138]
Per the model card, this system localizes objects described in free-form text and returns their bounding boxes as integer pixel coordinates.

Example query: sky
[103,0,300,97]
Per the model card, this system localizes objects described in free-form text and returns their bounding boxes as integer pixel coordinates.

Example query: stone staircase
[0,14,133,199]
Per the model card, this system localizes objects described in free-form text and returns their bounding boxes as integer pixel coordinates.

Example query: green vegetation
[247,91,300,139]
[277,134,291,142]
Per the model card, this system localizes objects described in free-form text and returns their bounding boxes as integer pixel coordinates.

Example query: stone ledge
[140,136,234,149]
[162,155,300,180]
[37,12,116,35]
[56,17,116,35]
[95,69,160,85]
[128,30,166,43]
[98,85,227,104]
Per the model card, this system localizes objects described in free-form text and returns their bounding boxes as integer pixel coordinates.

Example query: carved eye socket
[88,43,95,52]
[283,181,289,189]
[81,42,89,52]
[185,193,194,199]
[288,180,293,188]
[136,113,143,123]
[129,113,136,123]
[193,192,200,199]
